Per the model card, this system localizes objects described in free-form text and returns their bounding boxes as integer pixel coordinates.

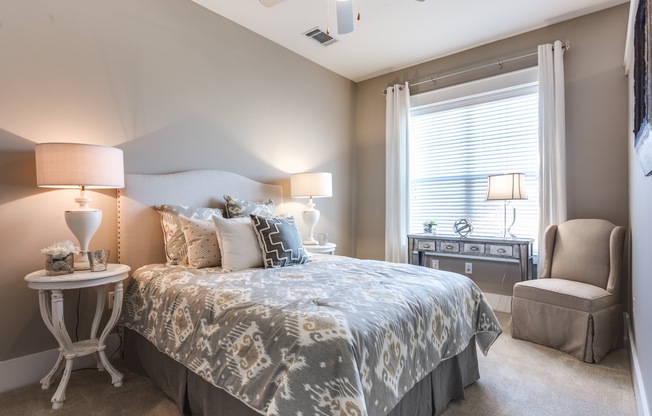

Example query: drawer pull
[445,245,454,250]
[470,246,479,251]
[423,244,431,248]
[497,248,506,254]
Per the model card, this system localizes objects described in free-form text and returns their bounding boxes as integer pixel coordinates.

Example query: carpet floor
[440,313,636,416]
[0,313,637,416]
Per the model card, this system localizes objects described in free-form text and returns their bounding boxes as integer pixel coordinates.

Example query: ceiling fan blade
[259,0,286,7]
[336,0,354,34]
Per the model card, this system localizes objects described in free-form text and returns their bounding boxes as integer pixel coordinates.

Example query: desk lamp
[291,172,332,245]
[486,173,528,238]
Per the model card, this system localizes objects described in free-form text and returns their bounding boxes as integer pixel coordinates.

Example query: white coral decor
[41,240,80,258]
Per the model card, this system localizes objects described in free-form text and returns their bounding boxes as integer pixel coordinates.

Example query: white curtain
[385,82,410,263]
[538,40,567,274]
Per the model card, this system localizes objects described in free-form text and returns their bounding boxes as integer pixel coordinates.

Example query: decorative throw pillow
[212,216,264,271]
[178,216,221,269]
[250,215,310,268]
[223,195,275,218]
[155,205,223,265]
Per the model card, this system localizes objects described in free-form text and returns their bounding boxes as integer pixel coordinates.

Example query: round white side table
[304,242,337,255]
[24,263,131,409]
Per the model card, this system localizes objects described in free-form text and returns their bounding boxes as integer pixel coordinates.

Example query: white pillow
[212,216,264,271]
[178,216,221,269]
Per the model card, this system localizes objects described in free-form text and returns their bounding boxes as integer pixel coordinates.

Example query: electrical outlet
[431,259,439,270]
[108,291,115,309]
[464,263,473,274]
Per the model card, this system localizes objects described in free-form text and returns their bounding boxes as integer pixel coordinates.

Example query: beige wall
[356,3,641,401]
[0,1,640,400]
[355,5,630,261]
[355,4,630,317]
[0,0,354,361]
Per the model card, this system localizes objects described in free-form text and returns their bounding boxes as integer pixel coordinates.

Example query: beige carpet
[0,313,636,416]
[441,313,636,416]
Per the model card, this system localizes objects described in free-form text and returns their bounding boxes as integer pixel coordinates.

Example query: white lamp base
[65,209,102,271]
[302,208,320,245]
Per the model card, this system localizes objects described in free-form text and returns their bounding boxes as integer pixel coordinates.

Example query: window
[408,68,539,244]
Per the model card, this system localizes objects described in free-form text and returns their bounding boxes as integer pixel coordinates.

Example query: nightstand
[304,242,337,255]
[24,263,131,409]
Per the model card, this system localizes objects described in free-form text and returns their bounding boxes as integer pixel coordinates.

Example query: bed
[117,170,501,416]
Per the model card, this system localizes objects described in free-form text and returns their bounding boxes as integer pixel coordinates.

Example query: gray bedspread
[120,255,501,416]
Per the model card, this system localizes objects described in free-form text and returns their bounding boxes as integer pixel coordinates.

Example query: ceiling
[191,0,628,82]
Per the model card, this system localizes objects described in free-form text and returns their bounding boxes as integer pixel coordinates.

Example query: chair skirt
[510,298,623,363]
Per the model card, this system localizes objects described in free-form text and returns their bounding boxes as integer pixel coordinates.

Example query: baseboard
[0,333,121,394]
[484,292,512,313]
[626,313,651,416]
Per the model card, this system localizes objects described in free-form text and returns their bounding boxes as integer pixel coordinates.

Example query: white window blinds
[408,69,539,244]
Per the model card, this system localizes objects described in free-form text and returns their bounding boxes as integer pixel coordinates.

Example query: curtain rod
[384,40,570,94]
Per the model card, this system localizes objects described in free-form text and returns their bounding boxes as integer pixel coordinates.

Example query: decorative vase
[45,254,74,276]
[423,225,436,234]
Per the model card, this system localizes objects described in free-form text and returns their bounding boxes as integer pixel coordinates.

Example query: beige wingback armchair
[511,219,625,363]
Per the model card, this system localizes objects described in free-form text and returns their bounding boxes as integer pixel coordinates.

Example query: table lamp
[35,143,124,270]
[486,173,528,238]
[291,172,332,245]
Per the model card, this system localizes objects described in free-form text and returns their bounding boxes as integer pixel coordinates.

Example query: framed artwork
[634,0,652,176]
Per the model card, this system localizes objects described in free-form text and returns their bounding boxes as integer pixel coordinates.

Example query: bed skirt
[123,328,480,416]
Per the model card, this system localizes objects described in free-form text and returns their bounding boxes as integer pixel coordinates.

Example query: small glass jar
[88,250,110,272]
[45,254,74,276]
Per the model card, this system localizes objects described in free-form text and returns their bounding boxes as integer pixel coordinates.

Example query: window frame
[407,67,539,242]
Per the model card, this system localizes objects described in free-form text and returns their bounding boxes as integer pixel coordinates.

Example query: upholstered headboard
[117,170,284,272]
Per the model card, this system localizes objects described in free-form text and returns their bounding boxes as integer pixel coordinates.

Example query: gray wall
[628,48,652,414]
[354,5,630,277]
[0,0,354,361]
[355,4,629,259]
[1,1,644,405]
[356,2,642,404]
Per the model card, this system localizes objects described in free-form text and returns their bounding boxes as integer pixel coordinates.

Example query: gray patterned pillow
[155,205,224,265]
[251,215,310,268]
[178,216,221,269]
[223,195,275,218]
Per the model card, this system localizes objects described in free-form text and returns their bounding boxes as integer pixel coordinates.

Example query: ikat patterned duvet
[120,255,501,416]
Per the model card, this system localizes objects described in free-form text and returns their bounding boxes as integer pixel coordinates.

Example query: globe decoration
[454,219,473,237]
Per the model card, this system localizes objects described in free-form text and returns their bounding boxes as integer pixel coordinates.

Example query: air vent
[303,27,337,46]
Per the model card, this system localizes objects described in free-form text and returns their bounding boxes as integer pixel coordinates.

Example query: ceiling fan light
[336,0,354,34]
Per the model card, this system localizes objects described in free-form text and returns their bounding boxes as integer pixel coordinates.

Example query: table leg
[37,290,64,389]
[91,285,106,371]
[518,244,529,281]
[40,352,64,390]
[51,357,73,409]
[48,290,75,409]
[97,282,124,387]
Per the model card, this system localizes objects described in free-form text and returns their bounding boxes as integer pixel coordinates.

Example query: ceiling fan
[258,0,357,34]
